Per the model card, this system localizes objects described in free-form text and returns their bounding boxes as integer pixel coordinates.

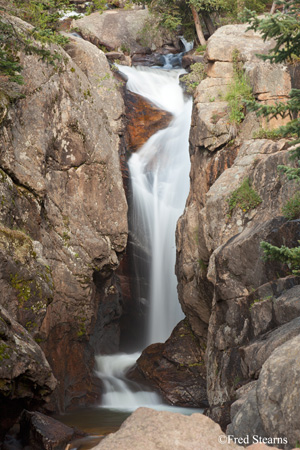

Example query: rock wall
[176,22,300,438]
[0,20,128,413]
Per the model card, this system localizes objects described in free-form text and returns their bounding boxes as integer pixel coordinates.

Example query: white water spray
[96,353,161,410]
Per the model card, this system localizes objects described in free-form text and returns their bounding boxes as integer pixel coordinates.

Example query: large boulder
[228,334,300,448]
[0,306,56,439]
[0,17,128,411]
[20,410,77,450]
[73,9,149,54]
[133,320,207,407]
[205,24,275,63]
[73,9,179,55]
[91,407,243,450]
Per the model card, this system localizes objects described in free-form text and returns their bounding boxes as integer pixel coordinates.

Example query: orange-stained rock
[125,90,173,152]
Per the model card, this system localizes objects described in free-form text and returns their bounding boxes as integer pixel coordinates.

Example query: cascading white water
[123,65,192,344]
[95,353,161,410]
[96,62,193,411]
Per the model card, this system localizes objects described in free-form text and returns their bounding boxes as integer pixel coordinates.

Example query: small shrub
[224,49,254,125]
[282,191,300,220]
[227,177,262,215]
[260,240,300,275]
[195,45,206,54]
[120,44,131,55]
[253,128,284,140]
[249,295,272,310]
[180,62,206,95]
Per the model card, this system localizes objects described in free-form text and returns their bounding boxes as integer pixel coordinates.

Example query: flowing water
[95,60,193,410]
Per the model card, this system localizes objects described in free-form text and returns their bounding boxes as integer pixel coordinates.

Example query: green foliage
[224,49,254,124]
[0,343,10,361]
[0,0,70,86]
[260,240,300,275]
[245,2,300,64]
[10,273,31,306]
[249,295,272,310]
[180,62,206,94]
[253,127,285,140]
[245,2,300,153]
[132,0,227,39]
[189,0,227,13]
[282,191,300,219]
[195,44,206,53]
[227,177,262,214]
[85,0,108,15]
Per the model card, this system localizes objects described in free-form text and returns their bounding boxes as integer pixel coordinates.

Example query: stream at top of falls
[55,58,203,450]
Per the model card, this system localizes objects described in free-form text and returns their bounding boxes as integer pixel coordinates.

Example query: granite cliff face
[0,19,128,415]
[175,23,300,442]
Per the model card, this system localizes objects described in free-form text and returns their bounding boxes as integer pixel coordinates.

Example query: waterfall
[95,353,161,411]
[123,65,192,345]
[96,63,192,411]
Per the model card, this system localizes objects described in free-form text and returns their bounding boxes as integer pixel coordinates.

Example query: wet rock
[20,410,78,450]
[135,320,207,407]
[91,407,243,450]
[124,90,172,152]
[182,53,204,70]
[131,53,164,67]
[0,306,56,440]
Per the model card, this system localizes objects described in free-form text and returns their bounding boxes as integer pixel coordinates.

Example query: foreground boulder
[20,410,79,450]
[0,307,56,440]
[91,407,243,449]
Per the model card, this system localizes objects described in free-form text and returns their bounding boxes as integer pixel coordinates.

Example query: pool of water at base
[54,405,204,450]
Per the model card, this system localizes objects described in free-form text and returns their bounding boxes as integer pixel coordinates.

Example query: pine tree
[246,0,300,158]
[246,1,300,271]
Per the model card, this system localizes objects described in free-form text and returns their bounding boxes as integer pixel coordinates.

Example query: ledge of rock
[228,333,300,448]
[125,90,173,152]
